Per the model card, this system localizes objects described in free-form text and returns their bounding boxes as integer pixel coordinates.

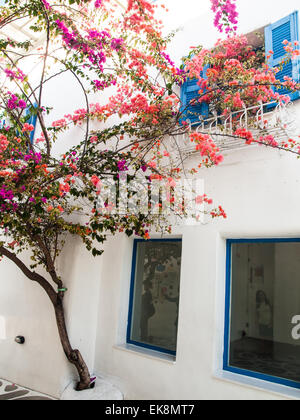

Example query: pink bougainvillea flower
[22,123,35,132]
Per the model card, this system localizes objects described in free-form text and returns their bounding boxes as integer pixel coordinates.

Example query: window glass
[227,240,300,385]
[128,240,182,354]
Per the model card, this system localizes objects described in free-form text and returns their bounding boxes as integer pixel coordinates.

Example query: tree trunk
[0,246,91,391]
[54,295,91,391]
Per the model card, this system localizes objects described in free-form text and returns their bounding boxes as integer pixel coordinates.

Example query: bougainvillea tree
[0,0,299,391]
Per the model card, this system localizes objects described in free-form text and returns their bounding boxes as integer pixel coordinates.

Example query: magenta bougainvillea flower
[210,0,238,33]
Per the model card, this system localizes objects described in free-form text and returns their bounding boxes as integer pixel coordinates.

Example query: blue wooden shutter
[265,11,300,102]
[180,66,209,125]
[25,103,38,144]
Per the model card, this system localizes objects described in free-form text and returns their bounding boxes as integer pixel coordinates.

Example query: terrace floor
[0,379,55,400]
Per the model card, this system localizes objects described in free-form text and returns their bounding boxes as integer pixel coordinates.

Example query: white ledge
[113,343,176,364]
[213,369,300,400]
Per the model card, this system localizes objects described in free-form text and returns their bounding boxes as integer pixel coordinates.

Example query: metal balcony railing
[178,101,299,155]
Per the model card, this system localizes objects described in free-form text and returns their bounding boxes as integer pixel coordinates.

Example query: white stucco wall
[93,145,300,401]
[0,0,300,400]
[92,0,300,400]
[0,237,102,398]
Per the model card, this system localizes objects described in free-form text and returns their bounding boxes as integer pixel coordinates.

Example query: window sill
[213,369,300,400]
[113,344,176,364]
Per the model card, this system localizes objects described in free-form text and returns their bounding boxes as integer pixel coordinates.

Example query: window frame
[127,238,182,356]
[224,238,300,390]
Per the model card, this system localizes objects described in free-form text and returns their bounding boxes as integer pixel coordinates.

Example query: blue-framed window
[127,238,182,356]
[224,238,300,389]
[265,11,300,103]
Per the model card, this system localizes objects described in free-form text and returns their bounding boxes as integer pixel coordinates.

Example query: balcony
[178,101,298,156]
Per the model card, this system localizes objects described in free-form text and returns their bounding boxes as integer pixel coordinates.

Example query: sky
[155,0,212,32]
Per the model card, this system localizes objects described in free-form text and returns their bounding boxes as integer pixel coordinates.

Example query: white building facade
[1,0,300,400]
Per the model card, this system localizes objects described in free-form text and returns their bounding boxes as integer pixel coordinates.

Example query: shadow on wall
[0,316,6,340]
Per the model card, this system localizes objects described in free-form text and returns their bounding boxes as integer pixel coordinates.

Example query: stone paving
[0,379,55,400]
